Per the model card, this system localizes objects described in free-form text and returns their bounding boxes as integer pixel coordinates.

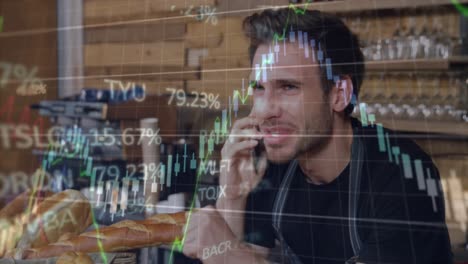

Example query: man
[183,8,452,264]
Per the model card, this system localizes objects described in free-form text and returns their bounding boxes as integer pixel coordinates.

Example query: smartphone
[254,138,265,157]
[253,138,265,174]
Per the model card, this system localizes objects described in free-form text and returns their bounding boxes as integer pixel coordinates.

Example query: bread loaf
[0,218,20,257]
[22,211,188,259]
[57,232,78,242]
[0,190,53,219]
[1,189,93,259]
[17,189,93,249]
[0,190,53,257]
[56,252,94,264]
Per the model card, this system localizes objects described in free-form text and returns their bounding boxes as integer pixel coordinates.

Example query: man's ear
[329,76,353,113]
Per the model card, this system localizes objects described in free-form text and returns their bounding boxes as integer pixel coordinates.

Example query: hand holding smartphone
[253,126,266,174]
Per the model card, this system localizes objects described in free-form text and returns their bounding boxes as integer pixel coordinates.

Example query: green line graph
[23,1,315,262]
[167,1,313,262]
[89,206,108,263]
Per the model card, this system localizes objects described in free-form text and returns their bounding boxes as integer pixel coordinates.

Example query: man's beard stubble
[295,103,333,158]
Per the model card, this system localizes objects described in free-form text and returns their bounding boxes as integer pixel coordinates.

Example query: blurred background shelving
[0,0,467,263]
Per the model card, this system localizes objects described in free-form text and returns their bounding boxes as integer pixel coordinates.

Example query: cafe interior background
[0,0,467,263]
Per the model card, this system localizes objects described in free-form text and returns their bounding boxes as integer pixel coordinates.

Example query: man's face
[250,43,333,163]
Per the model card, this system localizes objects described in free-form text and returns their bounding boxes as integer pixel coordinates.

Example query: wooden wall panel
[84,0,216,24]
[84,22,187,44]
[186,18,244,48]
[85,42,186,67]
[0,0,57,194]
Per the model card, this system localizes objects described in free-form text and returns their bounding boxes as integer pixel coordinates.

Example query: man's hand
[182,206,239,262]
[220,117,268,200]
[182,206,269,264]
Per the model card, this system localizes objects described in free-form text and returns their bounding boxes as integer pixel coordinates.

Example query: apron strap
[272,160,298,230]
[272,160,302,264]
[348,127,365,256]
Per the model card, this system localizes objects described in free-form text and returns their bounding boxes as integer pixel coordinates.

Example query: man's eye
[282,84,298,90]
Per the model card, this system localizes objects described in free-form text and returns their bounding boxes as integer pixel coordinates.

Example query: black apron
[271,124,365,264]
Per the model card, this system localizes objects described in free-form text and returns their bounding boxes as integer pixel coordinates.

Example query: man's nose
[251,93,281,120]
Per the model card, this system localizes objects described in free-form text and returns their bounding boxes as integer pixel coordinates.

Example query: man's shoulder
[355,119,446,220]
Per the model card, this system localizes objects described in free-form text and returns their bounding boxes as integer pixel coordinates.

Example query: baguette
[22,211,188,259]
[56,252,93,264]
[17,189,93,249]
[0,218,20,257]
[1,189,93,259]
[0,190,53,219]
[0,190,54,257]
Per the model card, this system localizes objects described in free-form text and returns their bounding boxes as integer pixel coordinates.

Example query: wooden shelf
[302,0,468,13]
[379,119,468,137]
[365,57,468,71]
[84,22,187,44]
[84,0,216,25]
[84,65,201,81]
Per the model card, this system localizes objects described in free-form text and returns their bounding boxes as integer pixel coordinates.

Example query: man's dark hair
[243,9,365,113]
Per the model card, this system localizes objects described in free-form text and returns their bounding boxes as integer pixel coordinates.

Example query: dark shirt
[244,121,453,264]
